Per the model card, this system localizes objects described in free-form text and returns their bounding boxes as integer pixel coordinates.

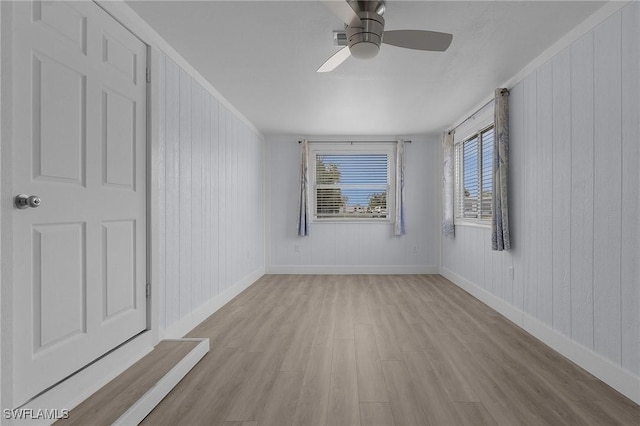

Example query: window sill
[454,219,491,229]
[312,219,393,225]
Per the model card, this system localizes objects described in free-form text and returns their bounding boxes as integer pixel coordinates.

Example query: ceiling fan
[318,0,453,72]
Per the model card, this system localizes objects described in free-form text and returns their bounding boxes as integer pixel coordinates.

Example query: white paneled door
[11,1,147,406]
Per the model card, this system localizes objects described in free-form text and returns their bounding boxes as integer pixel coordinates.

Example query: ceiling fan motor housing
[347,11,385,59]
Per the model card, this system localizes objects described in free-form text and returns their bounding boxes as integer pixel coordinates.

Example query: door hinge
[146,283,151,298]
[146,68,151,83]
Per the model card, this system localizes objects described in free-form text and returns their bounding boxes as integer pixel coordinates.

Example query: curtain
[394,139,405,236]
[442,130,455,238]
[492,88,511,250]
[297,139,310,236]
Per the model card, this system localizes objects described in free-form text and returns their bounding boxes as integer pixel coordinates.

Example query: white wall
[442,2,639,403]
[267,136,439,274]
[157,55,265,338]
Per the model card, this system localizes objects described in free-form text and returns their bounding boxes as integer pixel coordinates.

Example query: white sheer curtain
[442,130,455,238]
[297,139,310,236]
[394,139,405,236]
[492,88,510,250]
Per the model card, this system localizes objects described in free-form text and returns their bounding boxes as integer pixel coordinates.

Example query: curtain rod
[298,140,411,144]
[448,98,494,134]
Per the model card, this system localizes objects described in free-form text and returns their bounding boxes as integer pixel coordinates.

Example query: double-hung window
[454,126,494,223]
[310,143,395,222]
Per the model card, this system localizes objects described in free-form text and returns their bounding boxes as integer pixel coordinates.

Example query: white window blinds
[314,152,391,220]
[455,126,494,221]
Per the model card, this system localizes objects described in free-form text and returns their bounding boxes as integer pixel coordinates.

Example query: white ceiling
[126,1,606,136]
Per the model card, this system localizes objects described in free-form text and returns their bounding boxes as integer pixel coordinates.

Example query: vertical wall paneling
[620,1,640,376]
[569,31,594,350]
[164,59,180,328]
[201,90,211,303]
[210,97,220,298]
[509,82,524,311]
[523,73,537,317]
[551,48,572,337]
[178,69,192,318]
[593,13,622,363]
[226,113,233,285]
[191,80,203,310]
[536,61,553,327]
[158,55,264,335]
[218,105,226,291]
[440,3,640,394]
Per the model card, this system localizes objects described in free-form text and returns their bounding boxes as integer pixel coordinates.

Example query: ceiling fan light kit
[318,0,453,73]
[346,11,384,59]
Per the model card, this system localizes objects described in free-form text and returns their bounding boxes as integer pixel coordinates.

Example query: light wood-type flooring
[58,340,200,425]
[142,274,640,425]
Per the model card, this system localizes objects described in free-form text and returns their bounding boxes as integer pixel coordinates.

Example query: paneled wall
[267,136,439,273]
[442,2,639,387]
[157,55,265,335]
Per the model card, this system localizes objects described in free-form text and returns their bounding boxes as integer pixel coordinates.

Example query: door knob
[15,194,41,209]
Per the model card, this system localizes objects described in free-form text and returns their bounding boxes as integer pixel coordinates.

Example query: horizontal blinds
[455,126,494,220]
[454,143,462,217]
[462,136,479,218]
[315,153,389,218]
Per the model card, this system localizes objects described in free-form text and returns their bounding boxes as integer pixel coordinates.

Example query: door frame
[0,0,161,414]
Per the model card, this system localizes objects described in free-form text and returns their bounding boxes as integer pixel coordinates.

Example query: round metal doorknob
[15,194,41,209]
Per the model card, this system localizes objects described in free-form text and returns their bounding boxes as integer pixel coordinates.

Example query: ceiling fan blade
[321,1,363,27]
[382,30,453,52]
[317,46,351,73]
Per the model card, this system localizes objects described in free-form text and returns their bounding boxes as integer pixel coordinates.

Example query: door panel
[33,53,87,185]
[102,220,136,319]
[34,222,86,349]
[102,88,135,189]
[12,0,147,406]
[33,0,87,53]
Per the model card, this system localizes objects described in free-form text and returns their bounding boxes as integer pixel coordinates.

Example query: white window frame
[454,124,494,228]
[309,143,396,223]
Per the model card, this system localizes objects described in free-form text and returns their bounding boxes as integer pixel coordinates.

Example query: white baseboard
[440,267,524,326]
[161,268,265,339]
[113,338,209,426]
[13,332,155,426]
[267,265,439,275]
[440,267,640,405]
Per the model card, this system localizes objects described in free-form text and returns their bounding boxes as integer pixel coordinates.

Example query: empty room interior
[1,0,639,425]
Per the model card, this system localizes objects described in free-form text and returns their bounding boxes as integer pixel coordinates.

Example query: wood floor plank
[327,339,360,426]
[352,275,374,325]
[402,350,460,425]
[225,334,290,421]
[381,360,429,426]
[359,402,396,426]
[452,402,498,426]
[369,305,403,361]
[333,301,355,340]
[312,300,337,348]
[258,370,305,426]
[354,324,388,403]
[408,321,478,402]
[291,347,333,426]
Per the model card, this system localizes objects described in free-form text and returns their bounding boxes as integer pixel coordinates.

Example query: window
[310,144,394,221]
[455,126,494,222]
